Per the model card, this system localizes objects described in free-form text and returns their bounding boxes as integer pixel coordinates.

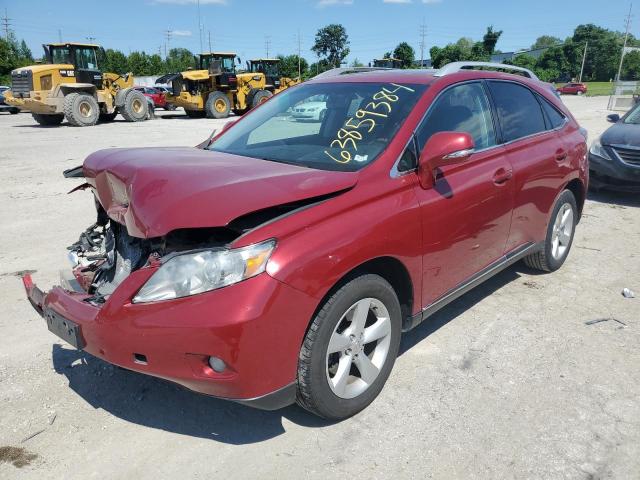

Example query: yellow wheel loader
[372,57,404,69]
[159,53,298,119]
[4,43,148,127]
[246,58,301,94]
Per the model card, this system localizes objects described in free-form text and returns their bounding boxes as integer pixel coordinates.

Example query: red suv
[23,63,587,419]
[557,82,587,95]
[134,86,175,110]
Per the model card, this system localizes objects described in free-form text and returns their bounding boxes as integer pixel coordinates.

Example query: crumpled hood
[83,147,358,238]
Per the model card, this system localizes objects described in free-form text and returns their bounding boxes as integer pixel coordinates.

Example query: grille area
[10,70,33,97]
[612,145,640,167]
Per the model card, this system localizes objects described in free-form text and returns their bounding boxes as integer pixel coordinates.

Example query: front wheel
[296,274,402,419]
[523,189,577,272]
[120,90,148,122]
[32,113,64,126]
[205,91,231,119]
[63,92,99,127]
[10,107,19,114]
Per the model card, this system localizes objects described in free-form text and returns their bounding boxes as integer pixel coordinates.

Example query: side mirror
[606,113,620,123]
[417,131,475,189]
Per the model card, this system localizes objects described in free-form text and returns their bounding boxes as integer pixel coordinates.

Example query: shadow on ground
[587,189,640,208]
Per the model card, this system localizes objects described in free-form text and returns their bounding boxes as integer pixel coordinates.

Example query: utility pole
[196,0,203,54]
[419,18,427,69]
[616,3,633,82]
[208,30,212,52]
[297,30,302,79]
[58,29,62,42]
[86,36,96,43]
[578,41,588,83]
[164,28,172,59]
[2,9,12,39]
[265,35,271,58]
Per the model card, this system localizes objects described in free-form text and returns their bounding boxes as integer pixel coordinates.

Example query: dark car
[589,104,640,192]
[0,86,19,114]
[22,63,587,420]
[557,83,587,95]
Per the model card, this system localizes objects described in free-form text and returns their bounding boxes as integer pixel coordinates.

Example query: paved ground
[1,98,639,479]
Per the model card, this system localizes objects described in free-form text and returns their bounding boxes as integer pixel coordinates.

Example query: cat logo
[60,70,75,77]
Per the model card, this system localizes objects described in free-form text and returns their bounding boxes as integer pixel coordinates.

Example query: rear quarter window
[538,96,566,129]
[488,81,546,143]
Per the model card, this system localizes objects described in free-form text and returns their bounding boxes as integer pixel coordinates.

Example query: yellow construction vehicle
[4,42,148,127]
[372,57,404,69]
[159,53,298,119]
[246,58,301,93]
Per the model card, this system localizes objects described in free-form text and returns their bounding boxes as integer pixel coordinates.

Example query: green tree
[531,35,562,50]
[148,54,164,75]
[127,51,151,75]
[350,58,364,67]
[165,47,195,72]
[383,51,392,59]
[103,49,129,74]
[393,42,415,68]
[308,58,332,77]
[482,26,503,55]
[571,24,620,81]
[276,54,309,79]
[18,40,32,62]
[622,50,640,80]
[312,24,350,68]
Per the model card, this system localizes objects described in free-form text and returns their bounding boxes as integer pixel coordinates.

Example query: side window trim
[391,134,419,177]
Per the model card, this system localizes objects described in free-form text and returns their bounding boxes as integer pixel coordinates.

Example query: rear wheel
[9,107,19,114]
[63,92,99,127]
[32,113,64,126]
[523,190,577,272]
[184,109,206,118]
[249,89,273,108]
[120,89,148,122]
[205,91,231,119]
[296,274,402,419]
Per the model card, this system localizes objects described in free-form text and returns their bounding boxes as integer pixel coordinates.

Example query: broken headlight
[132,239,276,303]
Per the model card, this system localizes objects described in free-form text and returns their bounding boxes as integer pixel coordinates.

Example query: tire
[165,103,176,111]
[120,89,148,122]
[296,274,402,419]
[31,113,64,126]
[99,112,118,122]
[249,89,273,108]
[10,108,19,114]
[523,189,577,272]
[63,92,99,127]
[205,91,231,119]
[184,109,206,118]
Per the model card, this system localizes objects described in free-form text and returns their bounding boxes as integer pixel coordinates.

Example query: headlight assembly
[132,239,276,303]
[589,138,612,161]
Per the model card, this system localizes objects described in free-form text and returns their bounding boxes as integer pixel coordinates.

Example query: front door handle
[493,168,512,185]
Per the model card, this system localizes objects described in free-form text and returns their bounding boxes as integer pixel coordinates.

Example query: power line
[208,30,212,52]
[616,3,633,81]
[265,35,271,58]
[2,8,11,39]
[419,18,427,68]
[164,28,172,58]
[196,0,203,54]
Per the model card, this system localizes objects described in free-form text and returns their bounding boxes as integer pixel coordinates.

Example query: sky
[1,0,636,65]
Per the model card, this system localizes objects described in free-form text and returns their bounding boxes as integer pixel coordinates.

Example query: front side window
[488,81,546,142]
[623,103,640,125]
[209,82,426,172]
[416,82,496,152]
[75,48,99,70]
[50,47,70,65]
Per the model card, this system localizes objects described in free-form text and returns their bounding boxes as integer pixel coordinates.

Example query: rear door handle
[493,168,512,185]
[555,149,568,162]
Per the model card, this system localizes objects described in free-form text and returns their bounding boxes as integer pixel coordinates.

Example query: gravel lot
[1,98,639,479]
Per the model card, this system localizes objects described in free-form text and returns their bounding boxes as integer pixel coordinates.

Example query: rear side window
[538,96,566,129]
[488,81,546,142]
[416,82,496,151]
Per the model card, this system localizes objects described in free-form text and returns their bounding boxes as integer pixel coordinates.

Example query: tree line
[2,22,639,85]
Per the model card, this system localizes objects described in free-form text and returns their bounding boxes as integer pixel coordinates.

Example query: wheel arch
[564,177,585,220]
[59,84,97,97]
[304,255,415,337]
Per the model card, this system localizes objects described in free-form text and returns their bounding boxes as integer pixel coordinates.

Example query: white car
[291,101,327,122]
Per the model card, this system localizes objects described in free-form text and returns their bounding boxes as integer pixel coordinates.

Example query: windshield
[624,103,640,125]
[209,81,426,172]
[50,46,71,64]
[201,56,235,72]
[251,62,278,76]
[75,47,99,70]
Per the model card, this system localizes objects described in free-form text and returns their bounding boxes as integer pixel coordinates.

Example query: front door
[412,81,515,305]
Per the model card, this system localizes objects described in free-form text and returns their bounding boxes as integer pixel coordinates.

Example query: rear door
[410,81,515,305]
[486,80,566,251]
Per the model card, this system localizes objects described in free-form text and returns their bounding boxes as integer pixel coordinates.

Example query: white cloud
[171,30,192,36]
[153,0,226,5]
[383,0,412,3]
[317,0,354,7]
[422,0,442,3]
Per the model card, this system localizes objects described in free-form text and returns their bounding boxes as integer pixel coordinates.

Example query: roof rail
[434,61,539,80]
[313,67,390,79]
